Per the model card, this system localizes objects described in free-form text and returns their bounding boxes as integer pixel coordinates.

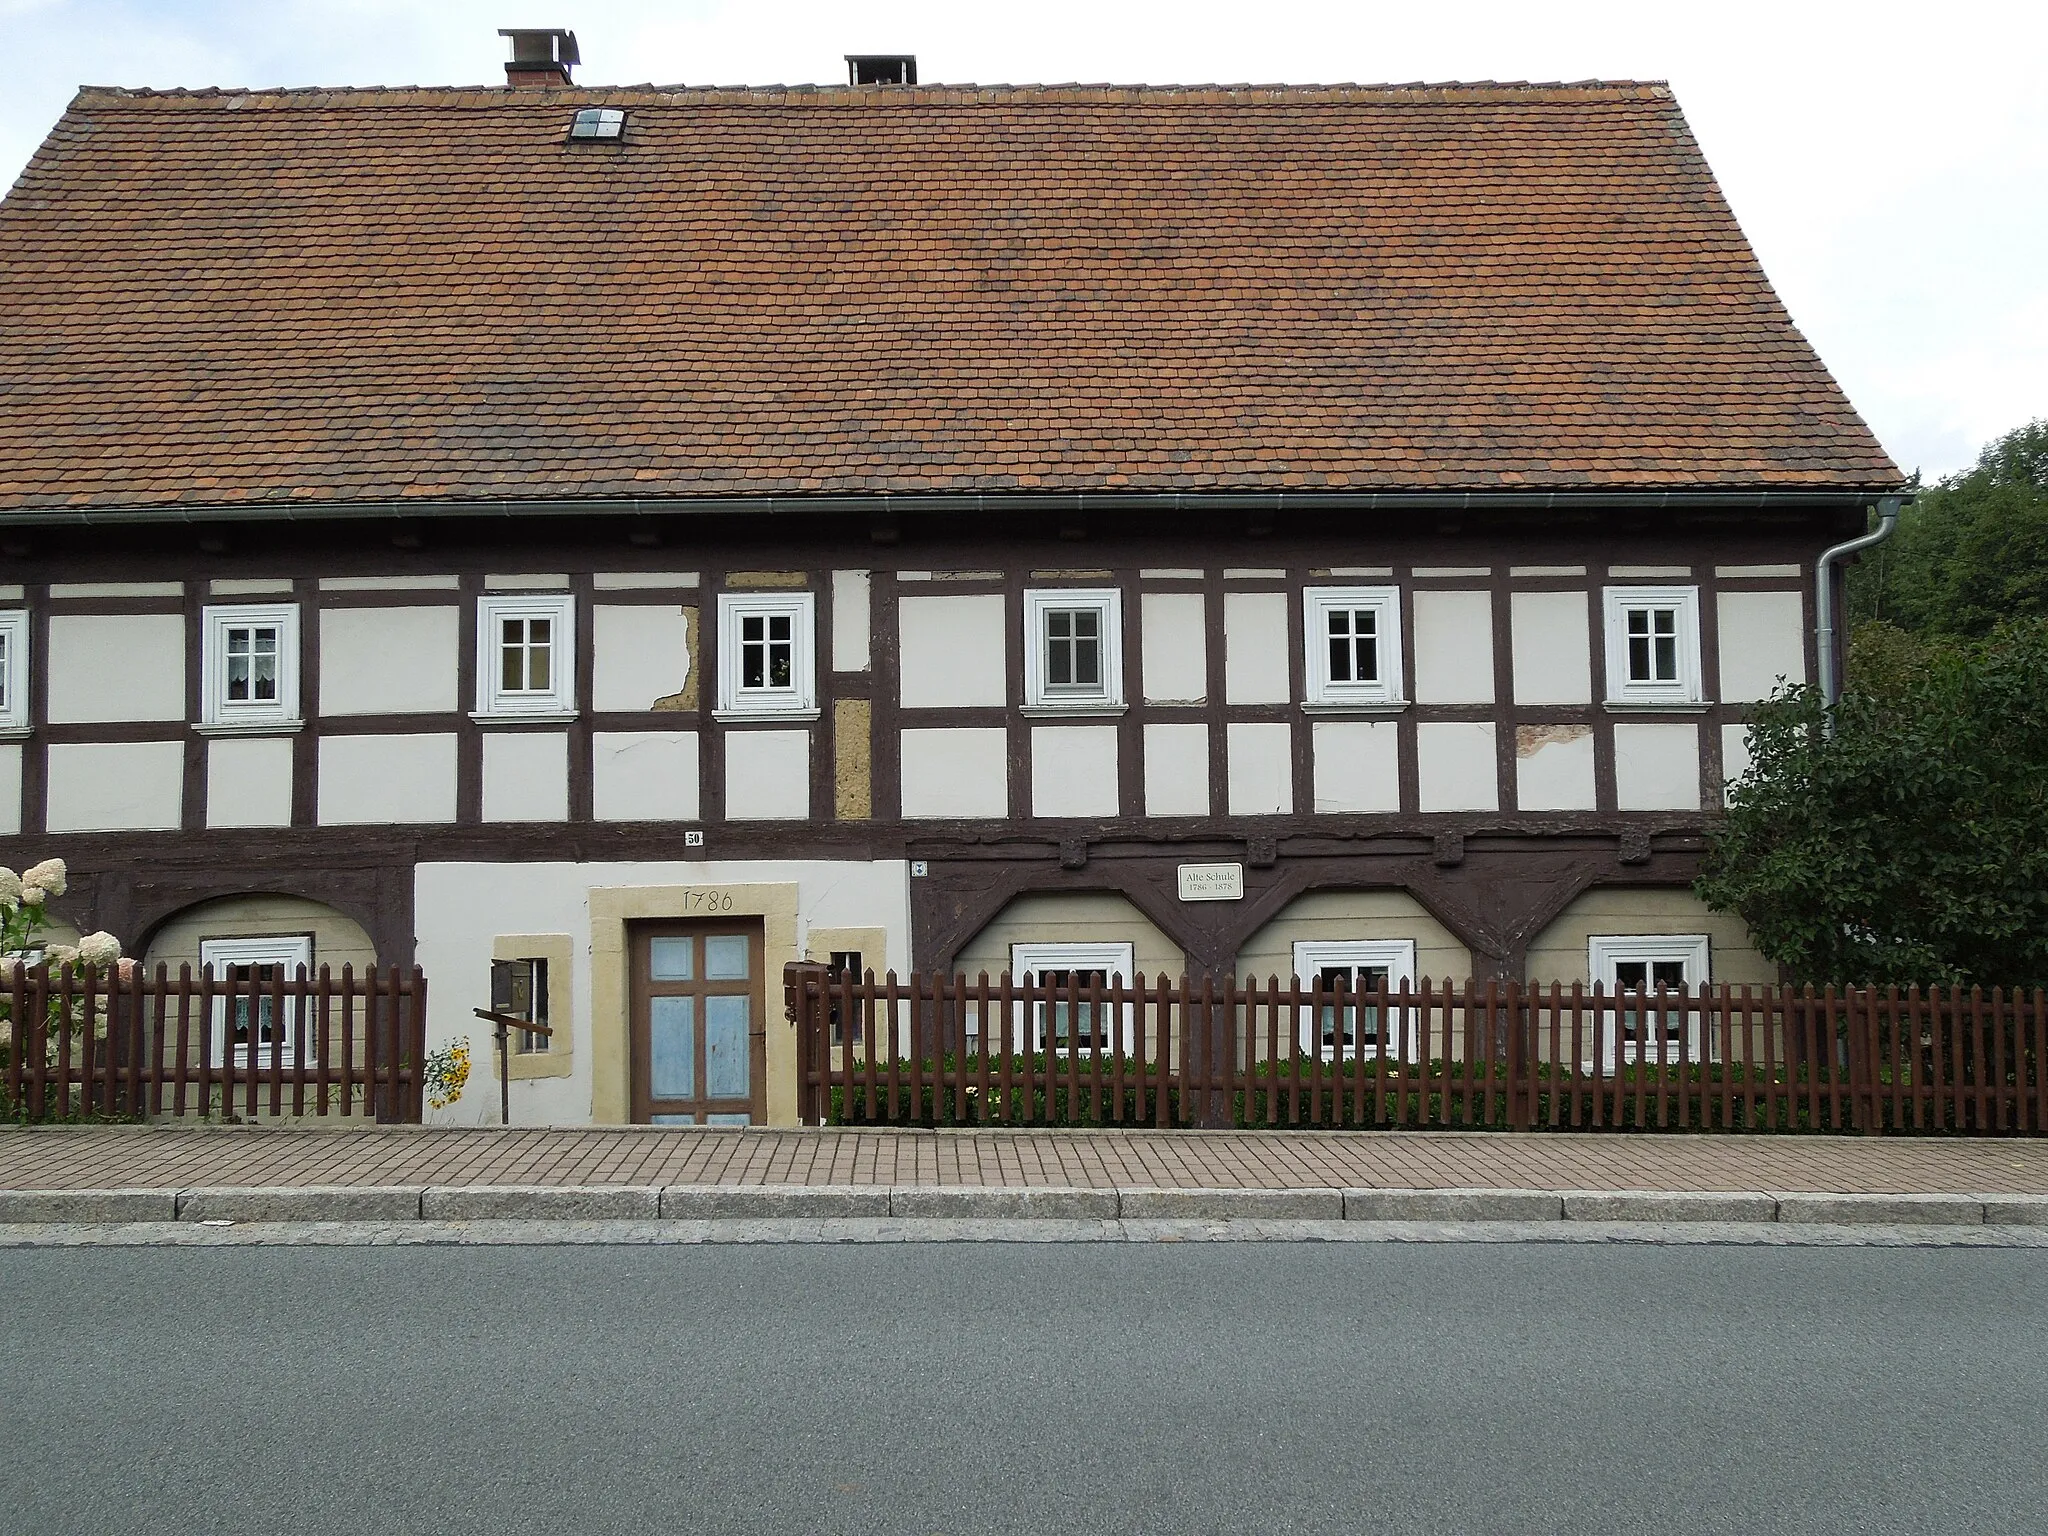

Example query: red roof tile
[0,81,1902,512]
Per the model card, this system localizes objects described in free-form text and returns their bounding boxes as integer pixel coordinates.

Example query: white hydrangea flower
[0,869,20,906]
[19,885,44,907]
[76,931,123,968]
[44,943,79,969]
[22,859,67,897]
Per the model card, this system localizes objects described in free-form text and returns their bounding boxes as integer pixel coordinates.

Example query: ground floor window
[825,950,864,1045]
[491,957,551,1053]
[1290,940,1417,1058]
[1010,942,1134,1053]
[200,934,313,1065]
[1588,934,1710,1061]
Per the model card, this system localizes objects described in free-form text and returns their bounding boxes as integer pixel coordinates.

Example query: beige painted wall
[1223,591,1290,705]
[1031,724,1119,818]
[482,732,570,822]
[1717,589,1806,702]
[1311,719,1400,813]
[143,893,378,976]
[0,742,20,836]
[1613,722,1700,811]
[592,730,699,821]
[1412,590,1495,704]
[1526,887,1774,987]
[46,740,185,832]
[954,891,1186,984]
[1510,590,1592,705]
[317,732,458,824]
[205,736,295,829]
[1226,722,1292,814]
[1142,722,1209,816]
[899,593,1007,708]
[319,606,459,715]
[1140,592,1206,704]
[592,604,692,711]
[46,613,185,723]
[1236,889,1472,985]
[900,727,1008,818]
[1416,721,1497,812]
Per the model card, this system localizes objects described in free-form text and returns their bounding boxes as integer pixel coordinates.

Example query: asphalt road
[5,1239,2043,1535]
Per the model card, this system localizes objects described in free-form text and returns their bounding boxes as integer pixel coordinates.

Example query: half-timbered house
[0,37,1905,1124]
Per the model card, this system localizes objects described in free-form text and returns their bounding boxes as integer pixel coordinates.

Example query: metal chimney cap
[499,28,581,67]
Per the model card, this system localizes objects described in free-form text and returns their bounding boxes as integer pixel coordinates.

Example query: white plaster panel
[1223,591,1291,705]
[0,743,19,835]
[319,606,459,715]
[592,730,700,822]
[724,730,811,821]
[1716,590,1807,702]
[898,594,1007,708]
[1030,725,1119,818]
[832,570,871,673]
[205,736,294,829]
[1416,721,1498,812]
[1722,723,1754,805]
[899,727,1008,819]
[482,731,570,823]
[592,605,690,712]
[1141,592,1208,704]
[1226,722,1293,815]
[1311,720,1401,813]
[1509,590,1593,705]
[1412,590,1495,704]
[45,740,185,831]
[1614,722,1701,810]
[45,614,185,723]
[1515,729,1597,812]
[1142,722,1209,816]
[316,733,457,825]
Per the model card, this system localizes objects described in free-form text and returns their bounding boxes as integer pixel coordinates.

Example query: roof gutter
[1815,494,1904,719]
[0,486,1904,529]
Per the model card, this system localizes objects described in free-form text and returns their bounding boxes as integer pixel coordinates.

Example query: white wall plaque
[1178,863,1244,902]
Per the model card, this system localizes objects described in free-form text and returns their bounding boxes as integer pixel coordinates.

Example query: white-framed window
[0,610,28,735]
[1022,589,1124,713]
[1602,587,1704,706]
[1588,933,1711,1063]
[1302,587,1404,709]
[476,592,577,718]
[201,935,313,1066]
[715,592,818,721]
[1010,941,1136,1053]
[1291,939,1417,1059]
[199,604,300,731]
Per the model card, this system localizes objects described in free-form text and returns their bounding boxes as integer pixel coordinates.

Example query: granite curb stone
[1773,1192,1985,1226]
[176,1186,426,1223]
[889,1187,1119,1220]
[1344,1188,1566,1222]
[1118,1187,1345,1221]
[1562,1191,1778,1224]
[0,1189,179,1224]
[1980,1195,2048,1225]
[659,1185,890,1219]
[421,1185,661,1221]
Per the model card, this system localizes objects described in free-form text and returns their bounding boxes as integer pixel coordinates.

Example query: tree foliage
[1848,419,2048,637]
[1696,620,2048,988]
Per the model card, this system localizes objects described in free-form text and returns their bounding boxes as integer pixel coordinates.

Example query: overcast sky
[3,0,2041,481]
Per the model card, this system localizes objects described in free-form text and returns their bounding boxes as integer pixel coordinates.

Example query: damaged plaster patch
[1516,723,1591,758]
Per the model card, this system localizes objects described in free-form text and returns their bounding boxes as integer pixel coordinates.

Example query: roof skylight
[568,108,625,141]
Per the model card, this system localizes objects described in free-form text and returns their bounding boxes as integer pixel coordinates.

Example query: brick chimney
[500,28,578,88]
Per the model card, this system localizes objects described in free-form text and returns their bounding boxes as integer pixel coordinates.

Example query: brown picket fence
[787,965,2048,1135]
[3,962,428,1123]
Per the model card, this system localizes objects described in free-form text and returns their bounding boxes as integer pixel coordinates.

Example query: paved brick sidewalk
[5,1125,2048,1195]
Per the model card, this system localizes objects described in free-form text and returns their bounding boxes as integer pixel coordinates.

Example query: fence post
[785,962,827,1125]
[1506,979,1530,1131]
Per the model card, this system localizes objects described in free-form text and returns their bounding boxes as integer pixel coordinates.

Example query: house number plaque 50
[1177,863,1244,902]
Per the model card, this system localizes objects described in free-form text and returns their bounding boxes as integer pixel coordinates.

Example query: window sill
[1300,700,1409,717]
[1019,701,1128,719]
[501,1052,574,1081]
[1602,700,1712,715]
[711,707,822,725]
[0,726,31,742]
[193,718,305,737]
[469,710,579,726]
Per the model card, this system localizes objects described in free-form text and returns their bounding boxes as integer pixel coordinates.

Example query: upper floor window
[1302,586,1404,708]
[476,592,576,718]
[1022,589,1124,713]
[1602,587,1703,706]
[0,611,27,734]
[200,604,300,731]
[715,592,817,720]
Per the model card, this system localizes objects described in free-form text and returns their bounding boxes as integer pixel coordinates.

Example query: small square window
[201,934,313,1066]
[476,593,577,718]
[1302,587,1404,709]
[568,108,625,140]
[1022,589,1124,713]
[715,593,817,720]
[1010,941,1135,1054]
[1602,587,1704,706]
[1588,934,1711,1064]
[200,604,301,731]
[1291,939,1417,1059]
[0,610,28,734]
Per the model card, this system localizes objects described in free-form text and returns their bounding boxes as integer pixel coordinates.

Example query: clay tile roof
[0,81,1901,513]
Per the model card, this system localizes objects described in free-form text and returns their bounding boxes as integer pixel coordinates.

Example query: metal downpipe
[1815,495,1904,717]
